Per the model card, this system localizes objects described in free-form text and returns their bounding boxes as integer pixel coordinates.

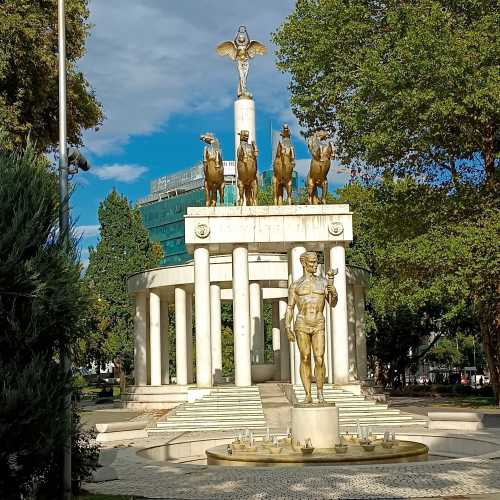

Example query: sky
[73,0,349,266]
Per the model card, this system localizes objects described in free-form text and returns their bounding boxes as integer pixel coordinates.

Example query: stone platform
[84,428,500,499]
[205,439,428,466]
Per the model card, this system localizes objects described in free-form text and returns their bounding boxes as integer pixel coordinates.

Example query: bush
[432,384,452,394]
[452,384,473,395]
[0,144,89,498]
[476,385,494,397]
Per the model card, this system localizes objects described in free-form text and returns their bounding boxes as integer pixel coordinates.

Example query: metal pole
[58,0,72,498]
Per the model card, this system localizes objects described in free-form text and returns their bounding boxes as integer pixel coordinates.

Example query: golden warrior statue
[286,252,338,404]
[216,26,267,98]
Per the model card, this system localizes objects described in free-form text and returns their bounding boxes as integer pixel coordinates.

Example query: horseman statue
[236,129,258,206]
[272,124,295,205]
[200,133,225,207]
[306,131,334,204]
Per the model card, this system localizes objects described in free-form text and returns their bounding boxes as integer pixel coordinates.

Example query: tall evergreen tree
[85,190,162,387]
[0,142,92,498]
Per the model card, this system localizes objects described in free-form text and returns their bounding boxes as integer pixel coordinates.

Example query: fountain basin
[206,439,428,466]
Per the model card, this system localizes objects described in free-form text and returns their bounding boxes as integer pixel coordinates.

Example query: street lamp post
[58,0,72,498]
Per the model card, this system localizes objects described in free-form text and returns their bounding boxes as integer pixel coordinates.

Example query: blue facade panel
[140,185,236,266]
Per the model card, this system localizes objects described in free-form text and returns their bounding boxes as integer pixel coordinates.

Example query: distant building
[260,169,300,194]
[137,162,236,266]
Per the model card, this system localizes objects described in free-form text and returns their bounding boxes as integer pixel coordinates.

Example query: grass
[431,396,498,408]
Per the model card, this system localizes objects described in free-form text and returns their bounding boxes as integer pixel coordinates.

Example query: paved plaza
[83,420,500,500]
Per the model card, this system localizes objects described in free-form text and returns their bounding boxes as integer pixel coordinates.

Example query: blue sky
[73,0,349,265]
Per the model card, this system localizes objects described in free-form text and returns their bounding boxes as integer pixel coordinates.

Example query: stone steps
[149,386,267,434]
[292,384,427,429]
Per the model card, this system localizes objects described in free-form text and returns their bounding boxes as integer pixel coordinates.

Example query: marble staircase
[292,384,427,430]
[148,384,427,435]
[149,386,267,434]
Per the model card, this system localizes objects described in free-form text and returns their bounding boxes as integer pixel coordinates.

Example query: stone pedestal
[234,98,256,158]
[291,405,340,448]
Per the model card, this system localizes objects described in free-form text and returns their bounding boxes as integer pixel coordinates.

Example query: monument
[236,129,258,206]
[200,133,224,207]
[306,130,335,204]
[272,124,295,205]
[217,26,266,202]
[286,251,337,404]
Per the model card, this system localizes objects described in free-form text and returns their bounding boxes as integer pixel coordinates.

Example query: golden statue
[236,129,258,206]
[306,131,335,204]
[216,26,267,99]
[200,133,225,207]
[272,124,295,205]
[286,252,338,404]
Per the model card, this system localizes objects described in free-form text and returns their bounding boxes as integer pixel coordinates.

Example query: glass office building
[138,134,304,266]
[138,162,237,266]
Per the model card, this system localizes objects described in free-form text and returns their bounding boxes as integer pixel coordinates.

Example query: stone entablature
[185,205,353,254]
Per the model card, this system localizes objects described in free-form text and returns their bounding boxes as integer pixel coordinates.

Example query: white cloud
[76,224,100,238]
[91,164,148,183]
[80,0,296,154]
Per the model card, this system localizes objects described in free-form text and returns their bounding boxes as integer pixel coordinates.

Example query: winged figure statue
[216,26,267,98]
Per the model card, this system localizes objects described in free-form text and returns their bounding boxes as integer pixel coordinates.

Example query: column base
[121,385,188,410]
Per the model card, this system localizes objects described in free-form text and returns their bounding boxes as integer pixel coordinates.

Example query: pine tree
[85,190,162,388]
[0,142,92,498]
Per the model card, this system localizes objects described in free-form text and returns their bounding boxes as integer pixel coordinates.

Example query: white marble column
[210,283,222,383]
[287,249,295,385]
[354,286,368,381]
[329,243,350,385]
[279,298,290,381]
[161,298,170,385]
[134,292,147,386]
[175,287,188,385]
[194,246,212,387]
[347,285,358,381]
[250,281,264,363]
[234,98,256,161]
[291,245,306,385]
[233,245,251,386]
[324,250,334,383]
[186,293,194,384]
[272,301,280,379]
[149,290,162,386]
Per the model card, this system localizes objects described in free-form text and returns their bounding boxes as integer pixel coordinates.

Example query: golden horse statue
[236,129,258,206]
[272,124,295,205]
[306,131,334,204]
[200,133,225,207]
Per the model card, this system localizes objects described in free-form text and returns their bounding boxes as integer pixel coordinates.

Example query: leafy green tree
[0,0,103,152]
[85,190,163,388]
[274,0,499,187]
[426,338,463,370]
[338,179,499,402]
[0,143,94,498]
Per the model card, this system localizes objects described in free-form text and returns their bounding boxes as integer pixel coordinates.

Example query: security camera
[68,147,91,173]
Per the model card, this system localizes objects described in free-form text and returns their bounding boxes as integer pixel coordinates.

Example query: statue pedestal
[234,97,256,156]
[292,404,340,448]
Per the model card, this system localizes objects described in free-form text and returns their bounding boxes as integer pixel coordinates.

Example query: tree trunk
[477,288,500,407]
[483,121,498,190]
[114,356,126,397]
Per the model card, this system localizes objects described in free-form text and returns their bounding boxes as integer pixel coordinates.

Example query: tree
[426,338,463,370]
[338,179,499,401]
[274,0,499,187]
[0,142,94,498]
[0,0,103,152]
[85,190,163,389]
